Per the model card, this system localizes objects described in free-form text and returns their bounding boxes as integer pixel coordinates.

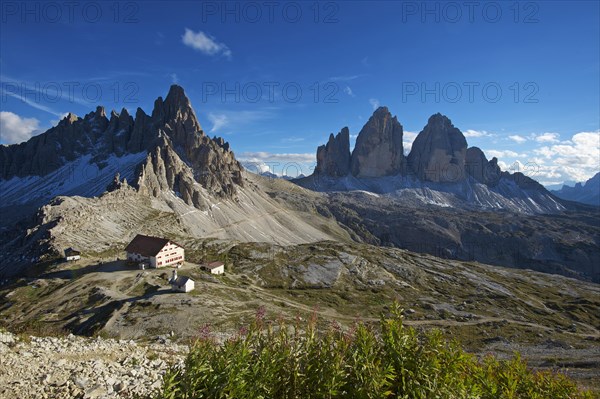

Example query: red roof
[204,261,224,269]
[125,234,178,257]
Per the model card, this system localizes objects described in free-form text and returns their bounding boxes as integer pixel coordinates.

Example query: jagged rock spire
[407,113,467,183]
[465,146,501,186]
[0,85,244,202]
[350,107,405,177]
[315,127,351,177]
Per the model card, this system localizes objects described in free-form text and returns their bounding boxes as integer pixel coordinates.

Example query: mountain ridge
[0,85,244,212]
[298,108,567,214]
[1,85,597,284]
[0,86,352,277]
[551,172,600,206]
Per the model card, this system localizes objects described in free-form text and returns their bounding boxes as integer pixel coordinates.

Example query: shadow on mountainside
[64,287,174,336]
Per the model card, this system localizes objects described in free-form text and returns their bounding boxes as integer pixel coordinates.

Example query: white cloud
[344,86,355,97]
[534,132,598,161]
[238,152,315,177]
[497,159,525,171]
[0,111,41,144]
[238,152,315,163]
[170,73,179,84]
[508,135,527,143]
[479,130,598,185]
[240,160,271,174]
[369,98,379,110]
[204,109,275,134]
[403,130,419,154]
[533,132,560,143]
[207,113,228,132]
[329,74,363,82]
[530,131,600,182]
[463,129,493,138]
[182,28,232,58]
[485,149,526,159]
[496,160,543,178]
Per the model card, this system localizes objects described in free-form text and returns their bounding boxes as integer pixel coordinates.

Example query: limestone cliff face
[465,147,501,186]
[135,138,213,209]
[308,108,560,202]
[0,107,112,179]
[106,108,134,156]
[0,85,243,202]
[350,107,405,177]
[315,127,351,177]
[134,85,243,199]
[407,113,467,183]
[465,147,540,191]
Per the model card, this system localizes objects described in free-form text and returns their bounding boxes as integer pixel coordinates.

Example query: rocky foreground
[0,331,187,399]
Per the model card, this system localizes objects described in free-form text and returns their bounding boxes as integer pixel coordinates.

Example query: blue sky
[1,0,599,186]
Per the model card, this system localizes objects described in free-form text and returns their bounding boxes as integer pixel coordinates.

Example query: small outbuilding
[64,248,81,261]
[169,270,195,293]
[202,261,225,275]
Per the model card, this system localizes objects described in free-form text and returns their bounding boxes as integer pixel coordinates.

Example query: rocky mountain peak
[373,106,390,116]
[161,85,200,128]
[350,107,405,177]
[152,96,164,119]
[117,108,133,126]
[150,85,203,152]
[465,146,500,186]
[0,85,243,203]
[60,113,79,125]
[407,113,467,183]
[164,84,189,108]
[315,127,351,177]
[135,107,147,119]
[95,106,106,119]
[427,112,451,125]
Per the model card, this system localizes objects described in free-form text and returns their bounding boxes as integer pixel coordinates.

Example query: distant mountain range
[0,85,243,211]
[0,85,346,277]
[296,108,567,214]
[0,85,597,283]
[551,172,600,206]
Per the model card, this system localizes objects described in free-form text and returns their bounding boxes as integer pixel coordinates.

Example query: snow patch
[0,152,147,206]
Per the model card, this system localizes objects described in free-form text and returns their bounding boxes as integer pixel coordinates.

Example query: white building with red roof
[125,234,184,268]
[201,261,225,275]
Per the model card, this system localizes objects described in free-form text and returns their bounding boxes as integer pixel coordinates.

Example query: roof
[170,276,193,286]
[64,248,80,256]
[204,261,224,269]
[125,234,173,257]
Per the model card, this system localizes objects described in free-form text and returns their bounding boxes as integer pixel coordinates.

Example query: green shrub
[153,303,591,399]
